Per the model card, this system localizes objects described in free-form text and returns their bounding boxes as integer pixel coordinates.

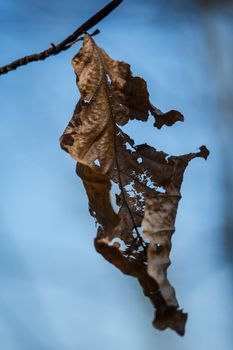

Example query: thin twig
[0,0,123,76]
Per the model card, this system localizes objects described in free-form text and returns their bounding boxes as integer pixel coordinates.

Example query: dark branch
[0,0,123,76]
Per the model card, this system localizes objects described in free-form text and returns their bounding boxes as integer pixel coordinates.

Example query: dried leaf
[150,104,184,129]
[60,34,209,336]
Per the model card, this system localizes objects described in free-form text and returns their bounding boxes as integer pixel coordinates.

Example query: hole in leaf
[83,98,92,104]
[110,237,127,250]
[125,142,135,152]
[110,181,121,213]
[156,186,166,193]
[106,74,112,85]
[124,181,135,198]
[94,159,100,166]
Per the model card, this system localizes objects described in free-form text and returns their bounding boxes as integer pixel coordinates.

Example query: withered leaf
[150,104,184,129]
[60,34,209,336]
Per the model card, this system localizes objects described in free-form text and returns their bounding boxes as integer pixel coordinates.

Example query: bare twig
[0,0,123,76]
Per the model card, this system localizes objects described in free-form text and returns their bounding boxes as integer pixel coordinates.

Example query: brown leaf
[95,237,187,336]
[60,34,209,335]
[150,104,184,129]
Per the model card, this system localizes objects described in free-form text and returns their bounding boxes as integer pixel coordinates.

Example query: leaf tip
[150,104,184,129]
[198,145,210,160]
[153,308,188,336]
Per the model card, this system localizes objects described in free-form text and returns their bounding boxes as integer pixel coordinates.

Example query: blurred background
[0,0,233,349]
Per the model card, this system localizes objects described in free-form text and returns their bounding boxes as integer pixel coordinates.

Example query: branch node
[50,42,57,50]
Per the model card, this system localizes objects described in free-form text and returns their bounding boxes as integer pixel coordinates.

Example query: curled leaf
[60,34,209,335]
[150,104,184,129]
